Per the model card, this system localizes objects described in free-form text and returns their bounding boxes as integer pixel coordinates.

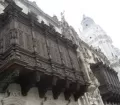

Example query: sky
[29,0,120,49]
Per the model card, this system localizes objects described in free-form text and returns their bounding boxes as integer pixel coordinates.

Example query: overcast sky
[29,0,120,49]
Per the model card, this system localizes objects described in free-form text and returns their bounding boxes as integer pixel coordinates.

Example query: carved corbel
[35,71,41,82]
[75,83,89,101]
[73,83,81,101]
[20,81,31,96]
[19,71,41,96]
[37,75,49,98]
[38,87,47,98]
[52,77,63,99]
[52,76,58,86]
[64,80,72,100]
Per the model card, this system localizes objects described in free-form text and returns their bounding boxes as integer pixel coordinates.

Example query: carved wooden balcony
[0,2,88,101]
[90,62,120,103]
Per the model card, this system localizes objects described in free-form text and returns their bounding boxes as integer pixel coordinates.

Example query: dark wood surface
[0,2,88,101]
[90,62,120,103]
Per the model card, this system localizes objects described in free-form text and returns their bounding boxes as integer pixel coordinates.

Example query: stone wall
[0,83,79,105]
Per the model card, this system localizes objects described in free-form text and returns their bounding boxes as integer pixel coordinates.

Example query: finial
[32,1,37,6]
[83,14,86,19]
[61,10,65,21]
[61,11,65,16]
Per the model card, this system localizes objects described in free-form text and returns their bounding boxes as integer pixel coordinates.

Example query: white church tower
[81,15,120,80]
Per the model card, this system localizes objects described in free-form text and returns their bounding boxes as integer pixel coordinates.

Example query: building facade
[81,15,120,81]
[0,1,87,105]
[78,40,120,105]
[0,0,120,105]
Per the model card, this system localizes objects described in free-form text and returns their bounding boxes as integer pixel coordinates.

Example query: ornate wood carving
[16,22,33,51]
[0,2,87,101]
[35,31,48,59]
[90,62,120,103]
[68,48,80,71]
[59,43,71,68]
[47,38,61,64]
